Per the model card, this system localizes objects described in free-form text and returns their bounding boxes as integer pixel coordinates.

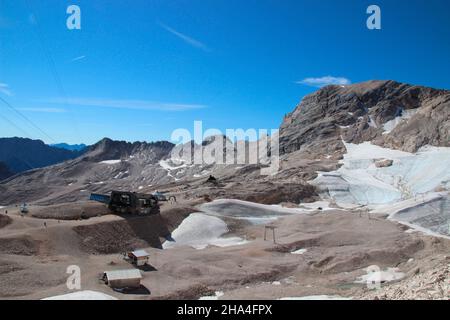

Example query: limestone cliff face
[279,80,449,155]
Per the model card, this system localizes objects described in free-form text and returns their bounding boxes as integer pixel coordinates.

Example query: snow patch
[199,291,224,300]
[42,290,117,300]
[193,170,211,178]
[383,109,418,134]
[298,200,340,212]
[162,213,248,250]
[159,158,188,181]
[368,116,378,128]
[159,158,188,171]
[114,171,128,179]
[291,248,307,255]
[100,159,122,165]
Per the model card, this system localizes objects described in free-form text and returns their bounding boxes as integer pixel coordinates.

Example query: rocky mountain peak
[280,80,450,156]
[86,138,174,162]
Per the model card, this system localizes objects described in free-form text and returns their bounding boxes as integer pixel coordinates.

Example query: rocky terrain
[280,80,449,156]
[0,80,449,300]
[359,256,450,300]
[0,138,175,205]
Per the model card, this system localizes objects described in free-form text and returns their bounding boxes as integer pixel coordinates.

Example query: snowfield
[313,142,450,205]
[162,213,248,250]
[312,141,450,237]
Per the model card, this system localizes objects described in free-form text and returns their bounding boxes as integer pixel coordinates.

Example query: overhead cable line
[24,0,80,141]
[0,96,56,143]
[0,111,33,138]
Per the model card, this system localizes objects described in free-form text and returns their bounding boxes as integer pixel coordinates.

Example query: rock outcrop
[280,80,449,156]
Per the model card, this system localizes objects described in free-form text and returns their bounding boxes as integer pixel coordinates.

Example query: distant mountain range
[50,143,88,152]
[0,137,87,179]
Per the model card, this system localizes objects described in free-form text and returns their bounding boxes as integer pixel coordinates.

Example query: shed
[103,269,142,289]
[127,249,150,266]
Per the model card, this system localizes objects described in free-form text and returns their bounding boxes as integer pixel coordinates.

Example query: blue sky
[1,0,450,145]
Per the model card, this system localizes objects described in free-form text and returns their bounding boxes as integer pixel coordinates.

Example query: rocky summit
[280,80,449,156]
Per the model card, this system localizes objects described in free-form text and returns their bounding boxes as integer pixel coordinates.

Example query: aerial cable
[0,96,56,143]
[0,111,33,138]
[24,0,81,142]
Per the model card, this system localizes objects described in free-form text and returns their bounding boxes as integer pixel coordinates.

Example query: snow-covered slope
[312,141,450,236]
[162,213,247,250]
[313,142,450,205]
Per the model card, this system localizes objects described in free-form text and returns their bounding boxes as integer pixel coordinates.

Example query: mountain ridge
[279,80,449,156]
[0,137,87,174]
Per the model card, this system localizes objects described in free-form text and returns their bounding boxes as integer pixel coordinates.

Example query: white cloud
[0,83,12,96]
[158,21,211,52]
[71,55,86,62]
[18,107,67,113]
[41,97,207,112]
[297,76,351,87]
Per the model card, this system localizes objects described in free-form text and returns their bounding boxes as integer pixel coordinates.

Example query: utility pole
[264,226,277,244]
